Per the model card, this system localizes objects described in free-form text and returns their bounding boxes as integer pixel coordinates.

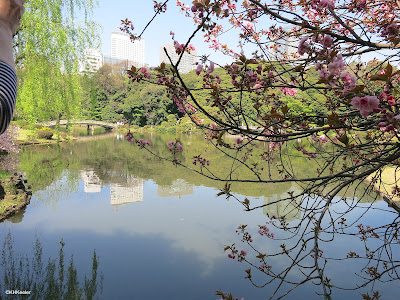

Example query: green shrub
[129,125,140,132]
[36,130,53,140]
[156,126,167,133]
[176,117,195,133]
[166,114,178,126]
[13,120,30,129]
[167,126,176,134]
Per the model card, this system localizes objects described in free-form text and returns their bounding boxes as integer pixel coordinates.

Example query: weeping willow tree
[14,0,99,125]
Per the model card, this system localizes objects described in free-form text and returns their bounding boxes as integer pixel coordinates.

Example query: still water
[0,133,399,299]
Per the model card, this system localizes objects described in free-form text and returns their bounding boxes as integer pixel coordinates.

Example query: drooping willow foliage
[14,0,99,124]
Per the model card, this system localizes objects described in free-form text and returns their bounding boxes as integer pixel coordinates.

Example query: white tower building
[160,44,197,74]
[271,27,301,60]
[111,32,145,68]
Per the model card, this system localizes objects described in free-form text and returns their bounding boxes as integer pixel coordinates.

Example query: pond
[0,133,399,299]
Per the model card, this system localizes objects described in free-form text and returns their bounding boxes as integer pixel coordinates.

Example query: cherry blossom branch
[248,0,395,50]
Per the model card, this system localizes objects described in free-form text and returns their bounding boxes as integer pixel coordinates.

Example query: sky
[84,0,385,68]
[91,0,234,67]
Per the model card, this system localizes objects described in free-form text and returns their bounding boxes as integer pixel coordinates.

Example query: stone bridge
[37,120,118,129]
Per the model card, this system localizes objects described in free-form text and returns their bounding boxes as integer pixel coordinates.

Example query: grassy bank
[11,122,109,145]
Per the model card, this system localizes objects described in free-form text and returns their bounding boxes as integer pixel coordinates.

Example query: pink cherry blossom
[281,87,297,96]
[196,64,203,75]
[168,140,183,153]
[322,35,333,48]
[174,41,185,54]
[320,0,335,9]
[319,135,328,143]
[328,54,345,77]
[319,68,329,80]
[340,72,356,88]
[136,139,151,147]
[207,62,215,74]
[242,20,254,31]
[351,96,380,117]
[298,37,309,56]
[388,95,396,106]
[315,62,324,71]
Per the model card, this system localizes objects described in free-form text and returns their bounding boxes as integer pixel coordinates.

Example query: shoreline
[16,130,119,146]
[0,174,32,222]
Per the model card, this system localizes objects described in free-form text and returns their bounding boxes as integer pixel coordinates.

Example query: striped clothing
[0,61,17,135]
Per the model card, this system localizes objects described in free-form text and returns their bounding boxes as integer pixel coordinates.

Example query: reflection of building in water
[81,170,102,193]
[110,175,144,210]
[157,179,193,199]
[263,187,302,222]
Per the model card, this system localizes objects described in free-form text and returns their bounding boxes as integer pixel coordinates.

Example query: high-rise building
[79,48,103,74]
[272,27,301,60]
[160,44,197,74]
[111,32,145,68]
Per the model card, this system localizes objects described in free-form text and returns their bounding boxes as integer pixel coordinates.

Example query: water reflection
[0,233,102,300]
[1,134,398,299]
[110,175,144,212]
[5,208,26,224]
[157,179,193,198]
[82,168,195,209]
[81,170,102,193]
[263,185,302,222]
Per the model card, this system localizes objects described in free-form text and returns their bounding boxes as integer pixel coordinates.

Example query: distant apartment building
[79,48,103,74]
[111,32,145,68]
[103,56,133,75]
[271,27,301,60]
[159,44,197,74]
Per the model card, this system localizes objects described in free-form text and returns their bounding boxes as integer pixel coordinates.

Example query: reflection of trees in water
[19,136,378,205]
[0,233,102,300]
[5,208,26,224]
[33,171,79,209]
[15,137,400,298]
[157,179,193,198]
[263,185,302,223]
